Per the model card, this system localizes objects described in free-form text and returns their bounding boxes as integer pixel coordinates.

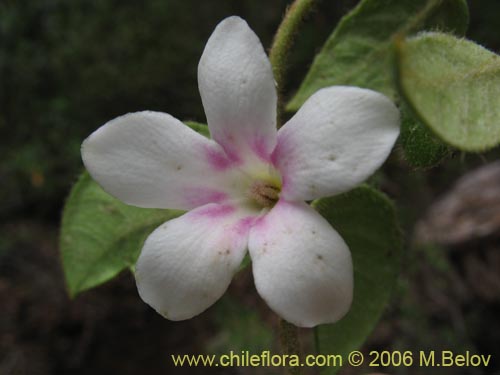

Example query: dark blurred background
[1,0,500,374]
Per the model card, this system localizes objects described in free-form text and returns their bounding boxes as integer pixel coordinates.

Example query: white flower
[81,16,399,327]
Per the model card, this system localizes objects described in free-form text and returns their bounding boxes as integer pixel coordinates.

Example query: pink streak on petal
[192,203,236,218]
[251,136,272,163]
[235,216,257,236]
[204,146,235,171]
[224,216,257,252]
[183,187,228,208]
[215,131,243,164]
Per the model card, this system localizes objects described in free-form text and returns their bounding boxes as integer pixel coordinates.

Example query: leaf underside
[395,32,500,152]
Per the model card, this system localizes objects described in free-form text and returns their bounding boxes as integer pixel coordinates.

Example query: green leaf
[287,0,468,111]
[60,121,208,297]
[400,104,451,168]
[207,296,273,354]
[60,172,182,297]
[395,32,500,151]
[312,185,402,374]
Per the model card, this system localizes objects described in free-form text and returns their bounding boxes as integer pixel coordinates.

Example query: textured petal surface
[82,111,244,210]
[136,203,256,320]
[249,201,353,327]
[273,86,400,201]
[198,16,277,164]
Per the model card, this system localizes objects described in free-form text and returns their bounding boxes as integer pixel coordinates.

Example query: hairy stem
[279,319,302,375]
[269,0,318,126]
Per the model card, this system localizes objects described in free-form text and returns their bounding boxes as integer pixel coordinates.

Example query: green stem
[313,326,320,354]
[279,319,302,375]
[269,0,318,127]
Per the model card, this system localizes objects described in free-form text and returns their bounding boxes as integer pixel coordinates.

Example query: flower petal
[249,200,353,327]
[198,16,277,163]
[82,111,245,210]
[273,86,400,201]
[136,203,256,320]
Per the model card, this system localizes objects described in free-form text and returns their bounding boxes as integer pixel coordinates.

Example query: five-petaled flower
[82,16,399,327]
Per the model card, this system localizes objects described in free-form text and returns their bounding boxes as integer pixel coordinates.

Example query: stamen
[248,180,281,208]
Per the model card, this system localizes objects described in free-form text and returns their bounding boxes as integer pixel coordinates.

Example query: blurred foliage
[395,31,500,152]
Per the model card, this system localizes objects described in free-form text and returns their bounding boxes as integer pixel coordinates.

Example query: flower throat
[248,180,281,208]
